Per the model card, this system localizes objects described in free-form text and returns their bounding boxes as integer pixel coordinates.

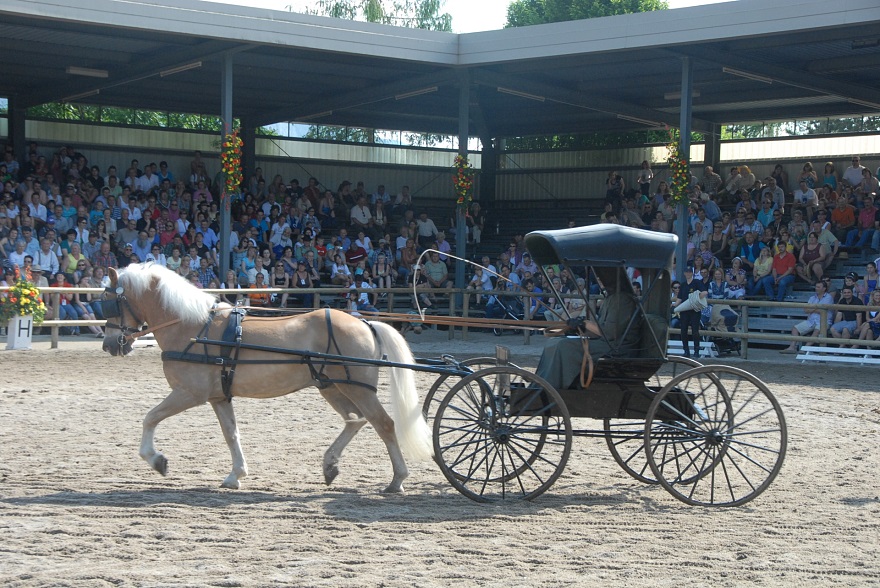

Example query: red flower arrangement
[666,131,690,204]
[221,129,243,195]
[453,154,474,212]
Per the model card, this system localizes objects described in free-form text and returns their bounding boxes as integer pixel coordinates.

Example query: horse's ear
[109,267,118,287]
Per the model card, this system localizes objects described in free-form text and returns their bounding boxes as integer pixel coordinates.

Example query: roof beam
[672,45,880,112]
[18,40,252,108]
[471,69,713,133]
[252,68,459,128]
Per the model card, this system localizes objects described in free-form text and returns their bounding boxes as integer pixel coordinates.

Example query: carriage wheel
[604,356,703,484]
[644,365,787,507]
[433,367,572,502]
[423,357,521,422]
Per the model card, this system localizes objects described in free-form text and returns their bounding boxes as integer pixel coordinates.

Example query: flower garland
[1,279,46,324]
[666,132,690,204]
[453,154,474,212]
[221,129,243,195]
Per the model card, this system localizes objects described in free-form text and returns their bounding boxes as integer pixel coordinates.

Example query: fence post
[447,288,456,341]
[523,293,532,345]
[741,303,749,359]
[51,292,60,349]
[461,290,469,341]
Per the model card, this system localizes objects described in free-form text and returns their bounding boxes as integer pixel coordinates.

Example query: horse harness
[160,307,379,402]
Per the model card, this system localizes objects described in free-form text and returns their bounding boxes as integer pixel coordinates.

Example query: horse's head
[100,267,137,356]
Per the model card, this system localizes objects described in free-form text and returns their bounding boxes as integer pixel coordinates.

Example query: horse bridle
[100,281,183,347]
[100,285,147,346]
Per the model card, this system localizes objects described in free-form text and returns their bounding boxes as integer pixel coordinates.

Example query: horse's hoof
[153,454,168,476]
[324,464,339,486]
[382,484,404,494]
[220,476,241,490]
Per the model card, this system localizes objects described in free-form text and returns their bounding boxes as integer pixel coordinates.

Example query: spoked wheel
[604,356,703,484]
[433,367,572,502]
[422,357,520,423]
[644,365,787,507]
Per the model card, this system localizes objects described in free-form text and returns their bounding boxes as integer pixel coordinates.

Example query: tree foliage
[504,0,668,149]
[25,103,278,135]
[506,0,667,27]
[306,0,451,30]
[299,0,451,144]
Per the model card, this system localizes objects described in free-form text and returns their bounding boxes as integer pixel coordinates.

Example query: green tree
[299,0,451,144]
[504,0,668,150]
[506,0,667,27]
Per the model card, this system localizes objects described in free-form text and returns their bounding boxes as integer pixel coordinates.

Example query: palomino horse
[100,264,433,493]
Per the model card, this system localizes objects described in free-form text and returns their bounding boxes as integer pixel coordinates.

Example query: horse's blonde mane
[119,263,217,324]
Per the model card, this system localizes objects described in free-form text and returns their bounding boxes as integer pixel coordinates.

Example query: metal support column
[240,118,257,190]
[703,123,721,170]
[676,57,694,276]
[455,72,470,294]
[7,99,27,168]
[219,53,233,278]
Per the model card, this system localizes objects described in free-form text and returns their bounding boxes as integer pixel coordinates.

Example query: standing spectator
[636,160,653,196]
[674,266,706,358]
[467,201,486,245]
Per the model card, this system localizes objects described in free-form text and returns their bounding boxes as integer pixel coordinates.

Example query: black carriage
[425,225,787,506]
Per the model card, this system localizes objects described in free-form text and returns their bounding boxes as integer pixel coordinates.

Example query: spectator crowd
[1,141,878,349]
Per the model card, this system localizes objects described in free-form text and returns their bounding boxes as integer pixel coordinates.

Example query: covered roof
[1,0,879,139]
[524,225,677,268]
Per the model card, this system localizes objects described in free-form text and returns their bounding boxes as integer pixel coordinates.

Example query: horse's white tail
[369,321,434,461]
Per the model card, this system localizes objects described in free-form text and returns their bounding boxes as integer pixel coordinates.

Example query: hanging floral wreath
[221,129,243,195]
[0,278,46,324]
[666,131,690,205]
[453,154,474,212]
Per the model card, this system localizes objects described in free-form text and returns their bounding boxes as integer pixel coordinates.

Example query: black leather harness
[161,307,379,402]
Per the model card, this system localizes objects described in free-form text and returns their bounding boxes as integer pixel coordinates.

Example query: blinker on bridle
[101,285,146,344]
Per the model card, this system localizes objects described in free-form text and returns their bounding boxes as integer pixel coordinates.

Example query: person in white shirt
[842,156,866,187]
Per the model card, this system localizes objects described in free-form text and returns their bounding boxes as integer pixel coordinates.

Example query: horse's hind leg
[340,386,409,494]
[140,388,202,477]
[211,399,248,489]
[319,388,367,486]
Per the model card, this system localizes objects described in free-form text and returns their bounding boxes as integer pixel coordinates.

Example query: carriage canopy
[524,225,677,270]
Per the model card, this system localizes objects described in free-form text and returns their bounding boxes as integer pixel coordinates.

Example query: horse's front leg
[211,399,248,489]
[140,388,202,477]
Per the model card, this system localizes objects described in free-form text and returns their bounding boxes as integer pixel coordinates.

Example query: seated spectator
[725,257,747,299]
[830,196,856,242]
[416,212,440,249]
[792,179,819,219]
[830,284,864,343]
[810,219,840,275]
[344,239,368,272]
[466,265,493,307]
[52,272,79,335]
[330,253,352,286]
[421,251,450,292]
[372,251,395,293]
[780,280,834,353]
[855,289,880,347]
[248,272,271,307]
[795,232,828,284]
[73,274,105,337]
[844,195,877,248]
[748,246,773,295]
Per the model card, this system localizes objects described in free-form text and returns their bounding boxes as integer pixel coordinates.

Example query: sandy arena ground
[1,330,878,587]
